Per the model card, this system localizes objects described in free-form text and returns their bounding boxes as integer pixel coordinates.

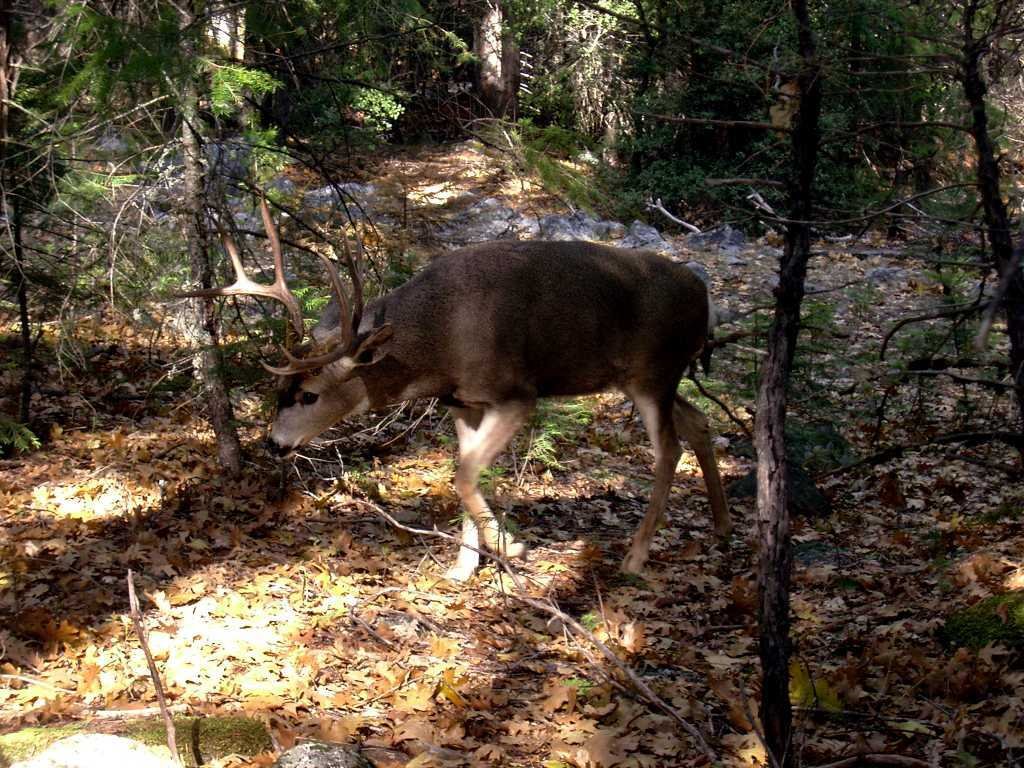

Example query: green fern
[0,418,40,454]
[523,399,593,470]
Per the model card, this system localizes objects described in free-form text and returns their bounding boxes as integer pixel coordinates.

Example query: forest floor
[2,141,1023,767]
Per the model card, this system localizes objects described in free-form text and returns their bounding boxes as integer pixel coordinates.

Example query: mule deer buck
[184,198,730,580]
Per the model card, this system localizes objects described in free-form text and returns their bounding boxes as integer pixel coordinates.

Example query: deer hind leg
[623,393,682,574]
[673,394,731,539]
[447,402,531,581]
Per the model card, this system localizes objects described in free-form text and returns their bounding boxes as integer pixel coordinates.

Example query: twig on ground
[880,300,990,360]
[127,570,180,765]
[85,704,191,720]
[690,374,753,440]
[0,674,75,693]
[813,754,929,768]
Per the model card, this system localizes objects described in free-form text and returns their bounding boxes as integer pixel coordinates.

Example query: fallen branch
[904,369,1015,390]
[84,704,191,720]
[645,198,701,233]
[689,374,753,441]
[879,300,990,360]
[640,111,786,133]
[352,498,716,761]
[0,674,75,693]
[818,431,1024,478]
[705,177,786,188]
[127,570,180,765]
[813,754,929,768]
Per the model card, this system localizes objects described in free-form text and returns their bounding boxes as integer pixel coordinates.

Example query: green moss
[940,592,1024,650]
[126,716,271,766]
[0,717,270,768]
[0,724,84,765]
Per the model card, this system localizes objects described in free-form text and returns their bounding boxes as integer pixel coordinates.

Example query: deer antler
[176,197,305,337]
[177,195,365,376]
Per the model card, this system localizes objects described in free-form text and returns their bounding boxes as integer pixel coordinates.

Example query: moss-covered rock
[0,725,84,766]
[0,716,270,768]
[126,716,272,766]
[940,591,1024,650]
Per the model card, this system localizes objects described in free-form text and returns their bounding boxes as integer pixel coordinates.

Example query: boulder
[8,734,175,768]
[618,221,677,255]
[684,260,710,286]
[686,224,747,251]
[865,266,907,284]
[97,130,129,154]
[303,182,379,220]
[435,196,539,246]
[538,211,625,242]
[273,742,374,768]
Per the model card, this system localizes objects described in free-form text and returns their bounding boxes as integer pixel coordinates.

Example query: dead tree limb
[127,570,179,765]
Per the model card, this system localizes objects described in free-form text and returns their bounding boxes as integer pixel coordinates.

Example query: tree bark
[1,0,30,424]
[961,0,1024,427]
[474,0,518,117]
[179,9,242,474]
[754,1,822,765]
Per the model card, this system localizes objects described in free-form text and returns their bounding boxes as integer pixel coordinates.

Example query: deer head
[177,197,393,454]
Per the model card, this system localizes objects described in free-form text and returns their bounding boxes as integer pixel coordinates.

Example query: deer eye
[300,391,320,406]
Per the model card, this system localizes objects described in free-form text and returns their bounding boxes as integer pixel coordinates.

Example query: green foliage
[523,399,593,471]
[0,418,40,454]
[352,88,405,134]
[209,65,282,119]
[940,592,1024,650]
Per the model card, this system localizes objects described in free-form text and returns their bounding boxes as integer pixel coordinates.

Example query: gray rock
[273,742,374,768]
[206,140,252,184]
[865,266,907,284]
[266,176,297,197]
[723,248,747,267]
[436,196,538,246]
[537,211,624,242]
[618,220,677,255]
[684,260,710,285]
[11,734,176,768]
[304,182,379,220]
[97,130,129,154]
[687,224,747,251]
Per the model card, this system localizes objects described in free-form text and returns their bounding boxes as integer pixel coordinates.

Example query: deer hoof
[444,563,477,582]
[620,552,646,575]
[500,541,527,559]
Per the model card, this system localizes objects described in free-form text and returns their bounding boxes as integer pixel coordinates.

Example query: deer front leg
[446,403,531,581]
[623,393,682,574]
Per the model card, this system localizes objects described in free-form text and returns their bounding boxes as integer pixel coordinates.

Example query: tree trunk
[179,12,243,475]
[13,201,31,423]
[1,0,30,424]
[474,0,518,117]
[754,1,822,765]
[961,0,1024,427]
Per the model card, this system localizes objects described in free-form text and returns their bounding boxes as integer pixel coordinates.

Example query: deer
[182,198,730,581]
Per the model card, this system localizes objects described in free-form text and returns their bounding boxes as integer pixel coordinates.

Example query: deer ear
[351,324,394,366]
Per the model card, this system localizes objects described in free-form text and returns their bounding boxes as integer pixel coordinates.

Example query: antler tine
[258,197,306,337]
[340,233,364,337]
[260,342,352,377]
[175,208,305,339]
[314,250,354,351]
